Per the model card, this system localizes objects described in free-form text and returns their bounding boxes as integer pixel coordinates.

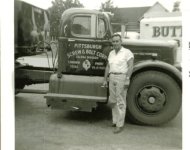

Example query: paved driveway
[15,84,182,150]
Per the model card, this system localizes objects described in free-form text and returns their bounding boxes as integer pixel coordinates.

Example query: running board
[16,89,48,94]
[45,93,107,102]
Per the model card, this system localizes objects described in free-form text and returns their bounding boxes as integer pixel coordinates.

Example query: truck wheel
[127,70,181,125]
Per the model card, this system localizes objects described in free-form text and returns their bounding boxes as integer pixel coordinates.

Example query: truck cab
[45,8,182,125]
[58,8,113,76]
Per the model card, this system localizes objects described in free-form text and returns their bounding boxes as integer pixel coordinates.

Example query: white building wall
[140,13,182,65]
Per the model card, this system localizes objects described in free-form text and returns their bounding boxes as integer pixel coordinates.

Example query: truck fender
[132,60,182,88]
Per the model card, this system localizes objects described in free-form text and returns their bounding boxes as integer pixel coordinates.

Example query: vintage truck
[15,7,182,125]
[44,8,181,125]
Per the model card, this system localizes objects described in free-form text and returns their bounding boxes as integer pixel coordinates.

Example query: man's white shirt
[108,47,134,74]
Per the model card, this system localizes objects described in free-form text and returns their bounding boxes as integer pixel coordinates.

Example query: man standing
[103,34,134,134]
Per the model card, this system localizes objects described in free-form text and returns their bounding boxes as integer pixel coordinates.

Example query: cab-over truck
[16,7,182,125]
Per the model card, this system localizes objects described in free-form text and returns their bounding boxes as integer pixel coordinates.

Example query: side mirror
[63,24,69,37]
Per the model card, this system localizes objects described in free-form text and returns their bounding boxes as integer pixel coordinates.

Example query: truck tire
[127,70,181,125]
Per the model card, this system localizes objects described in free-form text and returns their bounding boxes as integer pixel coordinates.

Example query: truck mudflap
[45,74,108,112]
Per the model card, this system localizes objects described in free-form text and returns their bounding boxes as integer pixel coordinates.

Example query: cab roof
[60,8,109,24]
[62,8,103,16]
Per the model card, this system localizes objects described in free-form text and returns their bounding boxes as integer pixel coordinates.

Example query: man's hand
[102,64,109,88]
[124,78,130,88]
[102,80,108,88]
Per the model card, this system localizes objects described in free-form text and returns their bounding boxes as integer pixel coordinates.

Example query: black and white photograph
[1,0,190,149]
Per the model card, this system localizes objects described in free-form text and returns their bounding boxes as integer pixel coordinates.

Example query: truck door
[59,13,112,76]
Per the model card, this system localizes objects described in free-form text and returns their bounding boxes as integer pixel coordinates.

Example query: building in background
[140,11,182,68]
[111,2,182,68]
[112,2,168,33]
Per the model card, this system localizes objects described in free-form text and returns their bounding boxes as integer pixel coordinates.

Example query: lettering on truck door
[66,14,111,76]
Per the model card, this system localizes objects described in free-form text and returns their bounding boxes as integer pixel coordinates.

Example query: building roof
[111,6,150,32]
[111,2,169,32]
[112,6,150,23]
[112,2,169,23]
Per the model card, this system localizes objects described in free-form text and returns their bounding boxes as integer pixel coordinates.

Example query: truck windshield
[71,15,106,38]
[71,15,95,38]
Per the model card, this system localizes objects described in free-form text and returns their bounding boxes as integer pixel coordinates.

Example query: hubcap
[148,97,156,104]
[136,86,166,113]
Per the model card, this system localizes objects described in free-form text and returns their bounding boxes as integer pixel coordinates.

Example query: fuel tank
[45,74,108,111]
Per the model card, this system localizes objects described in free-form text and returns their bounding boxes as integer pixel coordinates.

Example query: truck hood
[121,39,178,66]
[122,38,177,48]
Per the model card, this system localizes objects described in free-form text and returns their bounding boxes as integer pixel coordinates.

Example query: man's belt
[110,72,124,75]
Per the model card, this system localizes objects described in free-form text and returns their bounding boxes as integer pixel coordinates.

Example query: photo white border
[182,0,190,150]
[1,0,15,150]
[1,0,189,149]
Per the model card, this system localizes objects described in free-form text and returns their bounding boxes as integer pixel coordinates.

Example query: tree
[172,1,181,12]
[48,0,83,39]
[100,0,122,33]
[100,0,115,12]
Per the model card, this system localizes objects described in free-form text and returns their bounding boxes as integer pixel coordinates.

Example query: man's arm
[126,57,134,79]
[103,63,110,87]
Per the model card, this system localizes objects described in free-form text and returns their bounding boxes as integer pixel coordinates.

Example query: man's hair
[112,33,122,40]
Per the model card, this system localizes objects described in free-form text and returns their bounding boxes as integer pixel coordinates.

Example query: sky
[22,0,181,12]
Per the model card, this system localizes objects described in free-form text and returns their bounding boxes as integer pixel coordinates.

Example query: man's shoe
[113,127,123,134]
[111,124,116,127]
